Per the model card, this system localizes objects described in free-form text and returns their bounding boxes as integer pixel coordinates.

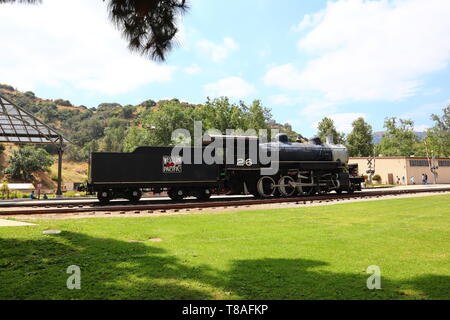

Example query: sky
[0,0,449,137]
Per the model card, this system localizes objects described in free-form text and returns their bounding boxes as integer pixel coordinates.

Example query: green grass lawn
[0,195,449,300]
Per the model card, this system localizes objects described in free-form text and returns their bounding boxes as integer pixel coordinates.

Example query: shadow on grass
[0,232,448,299]
[216,259,450,299]
[0,231,214,299]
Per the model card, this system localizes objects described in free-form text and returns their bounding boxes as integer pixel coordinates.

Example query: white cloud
[400,99,450,119]
[422,88,442,96]
[300,101,337,117]
[414,124,430,132]
[291,11,324,32]
[0,0,175,95]
[197,37,239,62]
[269,94,304,106]
[204,77,255,99]
[184,64,202,75]
[311,112,366,133]
[263,64,302,91]
[265,0,450,102]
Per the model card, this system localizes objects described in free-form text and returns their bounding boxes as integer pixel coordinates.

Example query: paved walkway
[364,184,450,191]
[0,219,36,227]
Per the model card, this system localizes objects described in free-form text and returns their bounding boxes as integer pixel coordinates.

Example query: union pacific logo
[162,155,182,173]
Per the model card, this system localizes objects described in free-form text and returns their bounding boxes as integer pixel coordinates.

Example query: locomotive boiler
[88,133,363,203]
[220,133,362,198]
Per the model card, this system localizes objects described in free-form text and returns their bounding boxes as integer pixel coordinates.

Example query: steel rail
[0,188,449,216]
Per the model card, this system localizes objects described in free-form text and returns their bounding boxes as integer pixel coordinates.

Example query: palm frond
[106,0,189,61]
[1,0,188,61]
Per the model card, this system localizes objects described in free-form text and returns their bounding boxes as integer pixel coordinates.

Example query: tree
[3,0,189,61]
[99,126,127,152]
[200,97,272,134]
[122,97,278,151]
[122,105,135,119]
[140,99,156,108]
[346,117,374,157]
[424,104,450,157]
[241,100,272,134]
[71,119,105,146]
[65,145,86,162]
[138,99,197,146]
[54,98,72,106]
[375,117,419,156]
[0,181,9,198]
[201,97,247,133]
[4,146,54,181]
[123,126,152,152]
[316,117,345,144]
[267,120,304,142]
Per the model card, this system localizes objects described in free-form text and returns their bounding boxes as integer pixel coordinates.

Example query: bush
[54,99,72,106]
[122,105,134,119]
[98,102,122,109]
[63,190,86,197]
[2,191,24,199]
[0,84,14,91]
[140,99,156,108]
[372,174,382,183]
[4,147,54,181]
[0,181,9,197]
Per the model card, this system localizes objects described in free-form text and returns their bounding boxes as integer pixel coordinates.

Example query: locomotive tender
[88,133,364,203]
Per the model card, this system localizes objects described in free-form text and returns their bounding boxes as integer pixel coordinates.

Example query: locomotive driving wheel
[278,176,296,197]
[297,173,316,196]
[256,176,276,198]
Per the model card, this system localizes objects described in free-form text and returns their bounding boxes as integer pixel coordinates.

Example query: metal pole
[431,155,438,184]
[56,138,63,197]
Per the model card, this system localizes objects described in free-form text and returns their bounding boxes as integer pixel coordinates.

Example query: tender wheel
[168,188,185,201]
[335,189,343,194]
[278,176,296,197]
[256,176,276,198]
[347,186,355,194]
[195,188,212,201]
[97,190,111,205]
[127,189,142,202]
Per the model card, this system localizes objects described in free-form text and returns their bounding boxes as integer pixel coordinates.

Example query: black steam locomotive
[88,133,364,203]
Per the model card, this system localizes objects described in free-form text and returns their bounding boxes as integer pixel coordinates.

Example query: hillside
[0,84,299,190]
[0,84,142,189]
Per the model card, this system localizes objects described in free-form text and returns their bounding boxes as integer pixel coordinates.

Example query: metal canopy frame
[0,94,70,196]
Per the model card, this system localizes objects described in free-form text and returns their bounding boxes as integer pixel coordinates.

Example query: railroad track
[0,195,254,209]
[0,187,449,216]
